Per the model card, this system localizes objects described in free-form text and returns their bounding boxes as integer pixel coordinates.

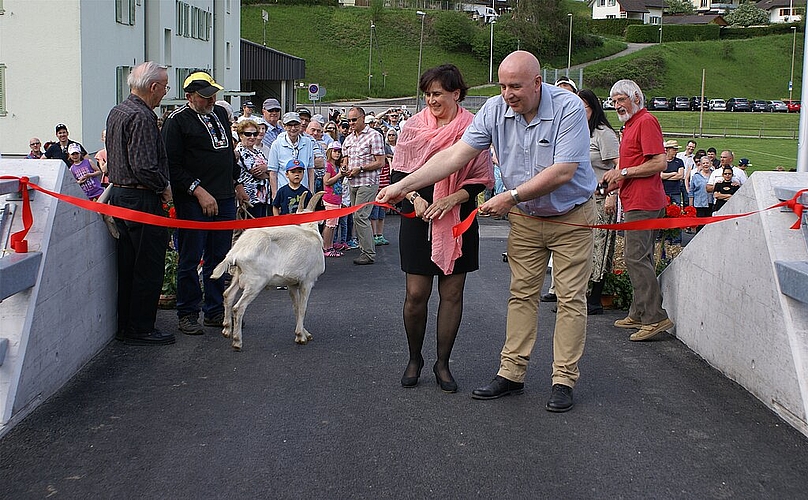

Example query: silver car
[767,100,788,112]
[709,99,726,111]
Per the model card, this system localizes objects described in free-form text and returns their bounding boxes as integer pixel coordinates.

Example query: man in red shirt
[602,79,674,341]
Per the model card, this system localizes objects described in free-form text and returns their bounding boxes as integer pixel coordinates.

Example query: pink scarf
[392,107,493,275]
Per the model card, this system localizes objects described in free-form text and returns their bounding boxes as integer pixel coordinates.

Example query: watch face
[621,168,628,176]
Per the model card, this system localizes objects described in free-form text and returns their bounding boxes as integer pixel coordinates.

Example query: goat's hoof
[232,345,241,351]
[222,329,231,338]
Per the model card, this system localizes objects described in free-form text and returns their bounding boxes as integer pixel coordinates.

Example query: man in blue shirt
[378,51,596,412]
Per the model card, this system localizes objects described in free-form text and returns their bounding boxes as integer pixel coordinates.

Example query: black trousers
[110,187,168,335]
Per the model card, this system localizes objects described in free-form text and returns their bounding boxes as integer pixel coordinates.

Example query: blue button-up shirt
[262,122,284,148]
[462,84,596,216]
[267,132,317,190]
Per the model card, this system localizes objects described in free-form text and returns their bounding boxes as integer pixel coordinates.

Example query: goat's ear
[297,192,309,213]
[306,191,325,212]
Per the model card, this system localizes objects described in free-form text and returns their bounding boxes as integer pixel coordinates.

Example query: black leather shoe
[401,356,424,388]
[546,384,574,412]
[540,293,557,302]
[433,364,458,393]
[123,329,176,346]
[471,375,524,400]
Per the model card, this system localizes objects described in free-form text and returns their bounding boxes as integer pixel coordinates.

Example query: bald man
[378,51,596,412]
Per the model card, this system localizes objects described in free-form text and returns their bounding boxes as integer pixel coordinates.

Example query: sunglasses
[241,131,259,137]
[347,118,360,123]
[30,142,41,146]
[325,128,336,131]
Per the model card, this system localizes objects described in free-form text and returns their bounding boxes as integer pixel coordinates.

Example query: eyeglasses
[325,128,336,132]
[722,172,733,175]
[612,96,632,105]
[347,118,360,123]
[156,82,170,92]
[389,115,399,118]
[241,131,259,137]
[30,142,41,146]
[387,134,396,137]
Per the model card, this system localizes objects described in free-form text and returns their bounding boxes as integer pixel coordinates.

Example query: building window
[620,11,627,18]
[0,0,5,15]
[606,14,616,18]
[176,1,210,40]
[598,0,605,6]
[608,0,616,6]
[116,0,135,26]
[649,16,661,24]
[700,0,708,7]
[0,64,7,117]
[226,42,231,70]
[116,66,132,104]
[176,67,194,95]
[780,8,791,16]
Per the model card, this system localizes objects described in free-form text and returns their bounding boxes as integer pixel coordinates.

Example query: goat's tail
[211,257,234,280]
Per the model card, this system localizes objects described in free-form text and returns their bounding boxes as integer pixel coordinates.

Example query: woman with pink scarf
[392,64,494,393]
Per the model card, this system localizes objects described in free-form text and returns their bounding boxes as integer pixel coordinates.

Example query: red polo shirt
[619,108,667,211]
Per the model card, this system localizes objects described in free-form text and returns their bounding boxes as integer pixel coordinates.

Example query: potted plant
[602,269,633,310]
[158,201,178,309]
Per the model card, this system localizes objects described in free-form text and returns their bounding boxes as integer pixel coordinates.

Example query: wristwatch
[510,189,521,203]
[188,179,201,195]
[408,192,421,203]
[620,168,629,177]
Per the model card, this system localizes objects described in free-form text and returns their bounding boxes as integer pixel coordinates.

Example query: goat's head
[297,191,325,213]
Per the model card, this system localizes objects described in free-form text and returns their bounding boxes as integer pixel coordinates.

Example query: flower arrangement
[662,198,697,241]
[602,269,633,310]
[159,202,178,309]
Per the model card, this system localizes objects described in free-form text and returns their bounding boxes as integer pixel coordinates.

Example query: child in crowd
[712,166,740,212]
[273,159,313,216]
[322,142,345,257]
[335,162,355,250]
[67,143,104,200]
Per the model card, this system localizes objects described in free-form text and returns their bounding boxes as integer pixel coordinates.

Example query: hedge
[721,23,802,39]
[627,24,720,42]
[587,18,644,37]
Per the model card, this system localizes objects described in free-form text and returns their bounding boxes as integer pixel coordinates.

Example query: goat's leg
[221,268,241,339]
[294,282,314,344]
[288,285,308,344]
[231,284,261,350]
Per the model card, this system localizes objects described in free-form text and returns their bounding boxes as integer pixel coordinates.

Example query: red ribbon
[454,188,808,236]
[0,175,405,253]
[2,175,805,254]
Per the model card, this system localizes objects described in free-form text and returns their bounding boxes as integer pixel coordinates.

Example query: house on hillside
[756,0,805,23]
[0,0,241,156]
[662,14,728,25]
[591,0,664,24]
[689,0,740,15]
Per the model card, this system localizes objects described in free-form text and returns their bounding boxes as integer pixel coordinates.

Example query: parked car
[708,99,727,111]
[767,100,788,112]
[726,97,751,112]
[671,96,690,111]
[602,97,615,110]
[690,96,708,111]
[649,97,670,111]
[751,100,769,112]
[785,99,801,113]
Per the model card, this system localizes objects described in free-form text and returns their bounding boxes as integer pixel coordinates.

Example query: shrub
[470,21,519,64]
[721,23,801,39]
[584,52,666,90]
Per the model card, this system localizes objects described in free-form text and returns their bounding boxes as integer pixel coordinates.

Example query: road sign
[318,87,326,99]
[308,84,320,101]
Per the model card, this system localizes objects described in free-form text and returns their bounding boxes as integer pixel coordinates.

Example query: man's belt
[112,183,151,191]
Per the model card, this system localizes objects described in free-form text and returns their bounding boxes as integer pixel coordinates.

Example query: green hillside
[584,35,803,100]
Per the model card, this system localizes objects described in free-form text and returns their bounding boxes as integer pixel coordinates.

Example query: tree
[506,0,571,62]
[664,0,695,16]
[724,3,770,26]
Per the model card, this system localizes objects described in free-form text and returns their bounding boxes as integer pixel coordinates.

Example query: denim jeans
[175,197,236,320]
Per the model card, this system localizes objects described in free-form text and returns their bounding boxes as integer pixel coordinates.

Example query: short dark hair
[419,64,468,102]
[707,147,717,153]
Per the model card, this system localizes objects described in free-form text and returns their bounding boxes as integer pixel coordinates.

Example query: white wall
[0,0,241,156]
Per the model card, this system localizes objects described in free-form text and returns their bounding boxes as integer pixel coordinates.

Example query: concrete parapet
[0,160,116,435]
[660,171,808,435]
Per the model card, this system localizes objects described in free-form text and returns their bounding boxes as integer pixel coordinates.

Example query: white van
[708,99,726,111]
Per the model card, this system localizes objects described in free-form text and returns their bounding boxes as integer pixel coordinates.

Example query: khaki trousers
[498,199,595,387]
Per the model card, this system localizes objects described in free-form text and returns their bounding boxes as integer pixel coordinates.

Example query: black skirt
[391,170,484,276]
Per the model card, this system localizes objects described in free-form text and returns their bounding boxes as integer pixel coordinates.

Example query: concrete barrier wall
[0,160,116,433]
[660,172,808,435]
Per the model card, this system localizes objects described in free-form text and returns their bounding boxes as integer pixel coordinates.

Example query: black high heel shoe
[433,364,458,393]
[401,356,424,388]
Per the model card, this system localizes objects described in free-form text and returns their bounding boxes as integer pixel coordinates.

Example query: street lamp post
[489,17,496,83]
[368,22,374,95]
[567,13,573,76]
[790,26,798,103]
[416,11,426,111]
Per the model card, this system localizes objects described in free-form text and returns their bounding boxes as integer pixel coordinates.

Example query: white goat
[211,192,326,350]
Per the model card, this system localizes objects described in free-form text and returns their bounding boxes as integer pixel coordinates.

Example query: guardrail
[774,186,808,304]
[0,176,42,366]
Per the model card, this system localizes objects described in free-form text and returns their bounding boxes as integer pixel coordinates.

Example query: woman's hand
[423,195,458,221]
[413,196,429,219]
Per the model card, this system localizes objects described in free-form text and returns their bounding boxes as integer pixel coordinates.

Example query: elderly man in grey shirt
[378,50,596,412]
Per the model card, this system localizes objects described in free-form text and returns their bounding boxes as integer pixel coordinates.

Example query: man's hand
[161,185,173,205]
[479,191,518,218]
[604,194,617,215]
[194,186,218,217]
[377,183,407,204]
